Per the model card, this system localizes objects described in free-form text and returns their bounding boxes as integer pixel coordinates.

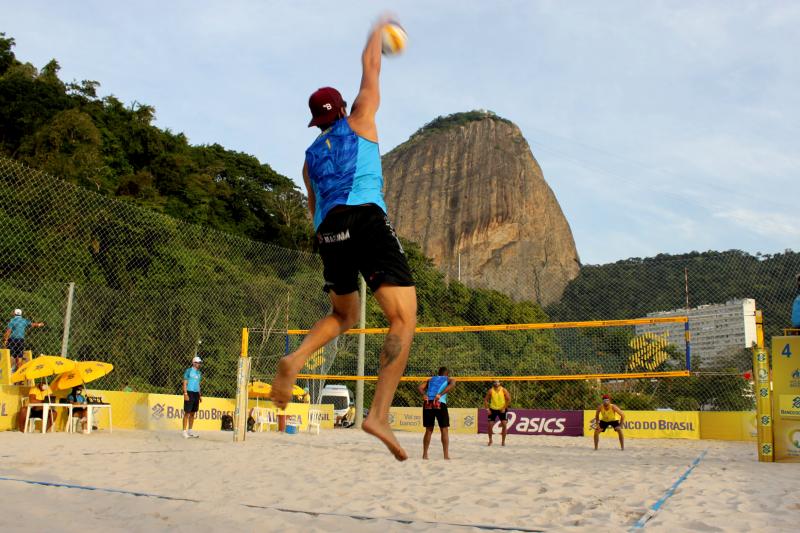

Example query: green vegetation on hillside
[406,110,513,143]
[0,33,311,250]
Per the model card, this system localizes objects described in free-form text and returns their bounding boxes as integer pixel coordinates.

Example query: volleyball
[381,21,408,56]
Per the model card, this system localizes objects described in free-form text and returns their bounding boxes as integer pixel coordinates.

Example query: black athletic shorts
[488,409,508,422]
[599,420,620,431]
[423,404,450,428]
[184,391,200,413]
[8,338,24,359]
[316,204,415,294]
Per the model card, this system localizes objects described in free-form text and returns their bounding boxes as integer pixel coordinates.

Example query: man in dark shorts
[593,394,625,450]
[182,356,202,439]
[483,380,511,446]
[419,367,456,460]
[271,16,417,461]
[4,308,45,371]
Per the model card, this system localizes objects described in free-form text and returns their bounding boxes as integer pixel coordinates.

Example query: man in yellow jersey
[593,394,625,450]
[483,380,511,446]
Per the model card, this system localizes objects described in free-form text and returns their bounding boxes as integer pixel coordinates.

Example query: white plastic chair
[307,408,322,435]
[27,417,42,433]
[254,407,278,432]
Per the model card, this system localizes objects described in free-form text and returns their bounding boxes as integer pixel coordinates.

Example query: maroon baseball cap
[308,87,346,127]
[602,394,611,400]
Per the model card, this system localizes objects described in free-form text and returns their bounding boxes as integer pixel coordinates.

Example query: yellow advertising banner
[246,400,310,431]
[699,411,757,441]
[389,407,478,434]
[147,393,236,431]
[584,410,700,439]
[0,385,23,431]
[772,336,800,462]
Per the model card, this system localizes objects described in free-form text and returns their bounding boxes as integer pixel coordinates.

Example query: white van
[319,385,353,425]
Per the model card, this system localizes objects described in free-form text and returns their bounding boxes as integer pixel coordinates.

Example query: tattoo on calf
[380,334,402,369]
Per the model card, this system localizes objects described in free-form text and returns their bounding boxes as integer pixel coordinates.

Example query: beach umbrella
[50,361,114,391]
[248,381,272,398]
[11,355,76,383]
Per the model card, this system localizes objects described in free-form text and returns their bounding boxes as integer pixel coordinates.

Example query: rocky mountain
[381,111,580,305]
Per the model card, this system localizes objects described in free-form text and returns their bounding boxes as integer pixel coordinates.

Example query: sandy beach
[0,429,797,532]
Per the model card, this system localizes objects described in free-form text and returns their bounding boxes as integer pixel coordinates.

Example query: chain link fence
[3,155,798,417]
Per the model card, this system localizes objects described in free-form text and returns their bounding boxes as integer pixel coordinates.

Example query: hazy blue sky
[3,1,797,264]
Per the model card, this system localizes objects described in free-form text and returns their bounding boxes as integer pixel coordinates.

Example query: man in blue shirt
[418,367,456,460]
[182,356,202,439]
[791,274,800,330]
[3,309,45,371]
[271,17,417,461]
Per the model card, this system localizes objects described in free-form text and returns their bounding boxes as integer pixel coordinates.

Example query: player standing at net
[271,17,416,461]
[593,394,625,450]
[484,380,511,446]
[419,367,456,460]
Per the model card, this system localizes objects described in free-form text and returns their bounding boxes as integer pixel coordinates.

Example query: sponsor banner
[778,395,800,419]
[585,410,700,439]
[389,407,477,434]
[773,336,800,462]
[699,411,757,441]
[311,403,335,430]
[478,409,583,436]
[148,393,236,431]
[246,400,311,431]
[0,385,23,431]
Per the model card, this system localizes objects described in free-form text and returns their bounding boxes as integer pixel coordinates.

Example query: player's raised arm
[348,19,385,141]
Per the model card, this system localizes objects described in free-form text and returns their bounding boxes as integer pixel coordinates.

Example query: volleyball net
[246,316,693,411]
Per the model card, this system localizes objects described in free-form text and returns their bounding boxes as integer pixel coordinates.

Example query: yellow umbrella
[11,355,76,383]
[248,381,272,398]
[50,361,114,391]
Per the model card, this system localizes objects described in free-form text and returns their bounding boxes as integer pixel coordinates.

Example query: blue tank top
[427,375,449,404]
[305,118,387,230]
[792,293,800,328]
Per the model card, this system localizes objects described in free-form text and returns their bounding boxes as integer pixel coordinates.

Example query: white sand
[0,429,797,532]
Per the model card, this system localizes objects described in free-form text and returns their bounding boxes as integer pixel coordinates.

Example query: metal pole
[355,275,367,428]
[458,252,461,282]
[60,282,75,357]
[233,328,251,442]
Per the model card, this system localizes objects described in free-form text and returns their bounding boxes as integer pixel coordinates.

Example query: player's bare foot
[422,454,429,460]
[444,454,450,460]
[488,440,492,446]
[363,417,408,461]
[270,357,296,409]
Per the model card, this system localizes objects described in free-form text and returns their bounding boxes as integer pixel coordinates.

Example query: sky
[3,1,798,264]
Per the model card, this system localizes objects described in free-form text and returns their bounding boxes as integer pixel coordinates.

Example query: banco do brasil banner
[478,409,584,436]
[584,410,700,439]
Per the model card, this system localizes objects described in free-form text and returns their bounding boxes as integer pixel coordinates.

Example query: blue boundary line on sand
[0,476,542,532]
[242,503,544,532]
[629,450,707,531]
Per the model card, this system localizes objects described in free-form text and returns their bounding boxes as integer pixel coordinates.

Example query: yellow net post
[233,327,250,443]
[753,310,773,462]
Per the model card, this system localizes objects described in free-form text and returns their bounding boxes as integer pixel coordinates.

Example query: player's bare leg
[593,429,600,450]
[441,427,450,459]
[271,292,359,408]
[617,428,625,450]
[501,420,507,446]
[422,427,433,459]
[362,285,416,461]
